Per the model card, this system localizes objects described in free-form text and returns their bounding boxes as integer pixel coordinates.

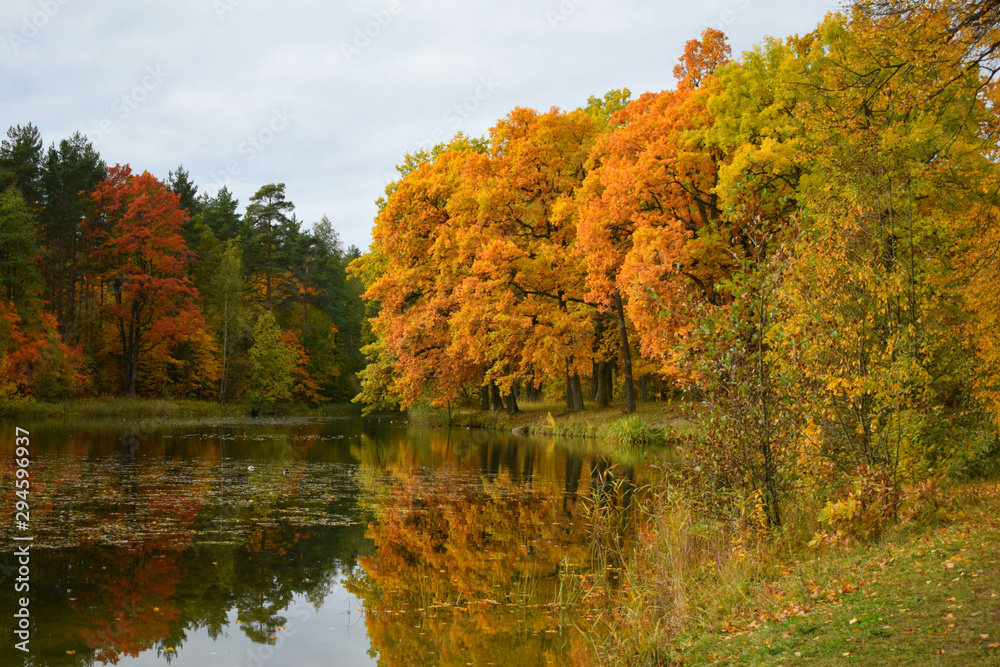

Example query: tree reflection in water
[347,427,638,667]
[0,418,639,666]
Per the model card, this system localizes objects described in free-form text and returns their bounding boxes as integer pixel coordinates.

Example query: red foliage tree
[85,165,204,396]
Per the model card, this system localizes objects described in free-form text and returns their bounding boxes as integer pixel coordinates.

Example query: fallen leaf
[849,618,858,625]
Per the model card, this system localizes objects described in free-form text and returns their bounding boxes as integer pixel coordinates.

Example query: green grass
[600,414,668,448]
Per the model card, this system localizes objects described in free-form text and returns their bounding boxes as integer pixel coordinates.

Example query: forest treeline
[0,131,367,405]
[356,0,1000,529]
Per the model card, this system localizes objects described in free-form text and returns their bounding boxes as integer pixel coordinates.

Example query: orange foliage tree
[361,144,486,409]
[450,107,602,413]
[578,29,733,382]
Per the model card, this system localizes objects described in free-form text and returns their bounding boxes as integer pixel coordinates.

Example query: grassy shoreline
[4,397,363,420]
[666,479,1000,665]
[6,395,682,439]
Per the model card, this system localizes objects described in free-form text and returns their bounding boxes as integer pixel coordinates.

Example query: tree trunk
[570,373,585,414]
[604,359,616,403]
[640,375,649,402]
[490,381,504,413]
[525,380,540,402]
[565,364,574,411]
[220,295,230,402]
[614,292,637,413]
[504,391,519,416]
[596,361,610,407]
[480,385,491,411]
[126,334,139,398]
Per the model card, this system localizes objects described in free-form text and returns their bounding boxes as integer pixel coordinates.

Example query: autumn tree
[209,239,251,402]
[579,29,732,393]
[450,107,604,413]
[85,165,204,397]
[359,142,485,410]
[777,9,1000,489]
[0,301,89,403]
[248,311,296,405]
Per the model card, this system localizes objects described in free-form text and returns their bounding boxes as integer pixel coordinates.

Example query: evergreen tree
[167,164,203,247]
[244,183,296,311]
[38,132,106,340]
[200,186,244,242]
[0,124,44,204]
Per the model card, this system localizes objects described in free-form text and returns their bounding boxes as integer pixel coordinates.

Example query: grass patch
[600,414,668,449]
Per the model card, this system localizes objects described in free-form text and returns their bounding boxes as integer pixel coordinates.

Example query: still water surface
[0,416,640,666]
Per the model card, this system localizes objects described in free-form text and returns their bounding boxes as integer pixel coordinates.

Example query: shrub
[811,465,899,545]
[602,415,666,448]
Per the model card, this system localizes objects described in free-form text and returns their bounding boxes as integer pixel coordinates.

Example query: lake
[0,416,642,666]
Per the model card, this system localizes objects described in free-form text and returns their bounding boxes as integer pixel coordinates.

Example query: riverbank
[408,399,695,440]
[588,474,1000,666]
[687,478,1000,665]
[2,397,362,420]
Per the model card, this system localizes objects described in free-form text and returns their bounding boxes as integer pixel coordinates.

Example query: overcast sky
[2,0,838,251]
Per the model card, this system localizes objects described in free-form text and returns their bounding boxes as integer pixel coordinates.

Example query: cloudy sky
[2,0,838,251]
